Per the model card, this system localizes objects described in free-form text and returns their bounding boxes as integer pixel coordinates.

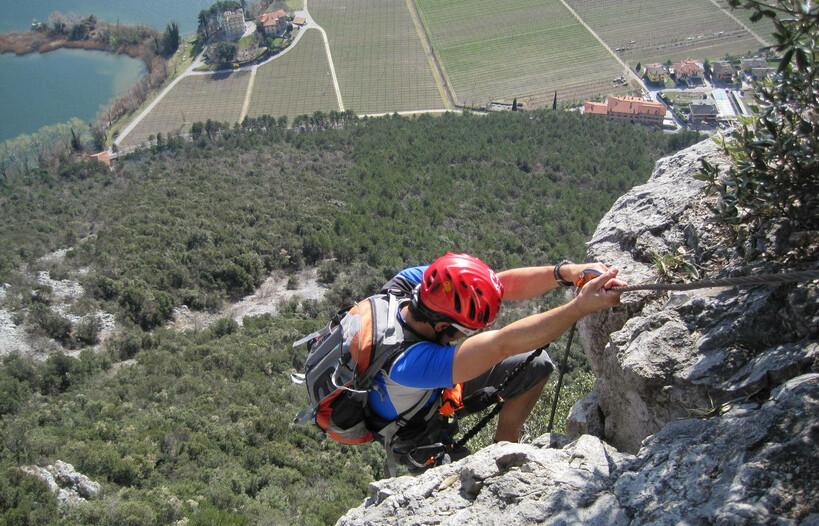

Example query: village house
[643,63,667,84]
[674,59,705,86]
[740,58,773,81]
[711,61,737,83]
[689,99,718,125]
[257,10,288,37]
[584,96,666,127]
[222,8,246,41]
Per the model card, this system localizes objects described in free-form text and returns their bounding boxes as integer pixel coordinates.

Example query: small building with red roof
[257,9,288,37]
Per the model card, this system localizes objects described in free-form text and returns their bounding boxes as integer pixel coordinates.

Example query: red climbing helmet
[417,253,504,331]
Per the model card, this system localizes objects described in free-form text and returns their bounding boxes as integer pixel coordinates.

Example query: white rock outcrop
[20,460,101,507]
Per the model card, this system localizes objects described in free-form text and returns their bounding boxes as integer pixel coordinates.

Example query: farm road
[114,1,344,150]
[706,0,771,49]
[557,0,648,94]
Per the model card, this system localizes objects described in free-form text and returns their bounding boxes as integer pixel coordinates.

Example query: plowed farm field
[310,0,445,114]
[564,0,769,66]
[247,29,340,120]
[416,0,628,108]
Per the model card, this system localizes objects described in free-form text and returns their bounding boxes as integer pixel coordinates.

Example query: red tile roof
[584,101,608,115]
[607,96,666,116]
[585,96,666,117]
[674,59,704,77]
[257,10,287,26]
[90,151,110,166]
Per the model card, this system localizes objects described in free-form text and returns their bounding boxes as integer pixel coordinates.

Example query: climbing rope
[609,269,819,293]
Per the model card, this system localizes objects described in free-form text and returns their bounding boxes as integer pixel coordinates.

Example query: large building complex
[584,96,666,127]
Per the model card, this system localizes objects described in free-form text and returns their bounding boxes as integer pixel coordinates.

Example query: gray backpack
[291,294,435,447]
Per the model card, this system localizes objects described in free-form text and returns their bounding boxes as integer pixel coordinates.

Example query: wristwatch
[554,260,575,287]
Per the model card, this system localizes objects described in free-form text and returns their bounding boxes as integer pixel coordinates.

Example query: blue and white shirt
[367,266,456,420]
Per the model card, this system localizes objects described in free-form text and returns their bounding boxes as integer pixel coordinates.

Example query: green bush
[0,468,59,526]
[27,303,72,345]
[73,316,101,347]
[698,0,818,256]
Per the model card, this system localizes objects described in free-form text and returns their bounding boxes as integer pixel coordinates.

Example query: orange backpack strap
[438,383,464,417]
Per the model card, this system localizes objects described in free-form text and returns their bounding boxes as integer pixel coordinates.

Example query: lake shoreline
[0,30,142,58]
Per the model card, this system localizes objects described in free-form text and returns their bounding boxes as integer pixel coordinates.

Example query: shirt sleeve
[388,341,456,389]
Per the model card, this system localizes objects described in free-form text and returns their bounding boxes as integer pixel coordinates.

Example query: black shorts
[462,349,554,404]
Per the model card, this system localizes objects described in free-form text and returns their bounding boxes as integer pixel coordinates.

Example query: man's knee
[500,353,554,400]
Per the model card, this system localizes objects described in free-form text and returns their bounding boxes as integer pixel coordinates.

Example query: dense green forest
[0,109,702,525]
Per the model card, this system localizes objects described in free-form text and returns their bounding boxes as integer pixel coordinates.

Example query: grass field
[310,0,445,114]
[247,29,340,121]
[565,0,767,66]
[416,0,628,108]
[714,0,777,46]
[119,71,251,149]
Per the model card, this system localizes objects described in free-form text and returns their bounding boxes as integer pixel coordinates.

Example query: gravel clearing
[1,265,328,360]
[168,267,328,331]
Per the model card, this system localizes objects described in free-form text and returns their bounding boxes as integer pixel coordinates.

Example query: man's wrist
[554,260,575,287]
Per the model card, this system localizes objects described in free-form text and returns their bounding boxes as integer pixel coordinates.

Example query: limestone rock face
[338,375,817,525]
[575,139,817,453]
[339,434,632,526]
[20,460,101,507]
[336,139,819,526]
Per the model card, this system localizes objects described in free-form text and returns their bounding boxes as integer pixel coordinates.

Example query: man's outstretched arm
[452,268,625,384]
[498,262,610,301]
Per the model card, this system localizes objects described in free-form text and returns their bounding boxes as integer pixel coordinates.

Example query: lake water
[0,49,145,142]
[0,0,214,35]
[0,0,214,143]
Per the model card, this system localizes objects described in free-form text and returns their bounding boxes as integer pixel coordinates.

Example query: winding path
[115,1,344,149]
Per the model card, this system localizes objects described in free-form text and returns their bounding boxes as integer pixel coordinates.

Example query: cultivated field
[309,0,445,114]
[116,0,780,148]
[119,71,250,148]
[714,0,777,45]
[565,0,768,66]
[416,0,628,108]
[247,29,340,120]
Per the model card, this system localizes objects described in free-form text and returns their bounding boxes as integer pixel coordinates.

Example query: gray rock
[338,436,631,526]
[575,139,817,453]
[613,374,818,526]
[20,460,101,507]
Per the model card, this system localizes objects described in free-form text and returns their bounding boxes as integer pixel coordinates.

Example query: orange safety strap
[439,383,464,417]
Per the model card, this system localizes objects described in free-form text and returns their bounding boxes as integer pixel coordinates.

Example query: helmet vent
[453,292,462,313]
